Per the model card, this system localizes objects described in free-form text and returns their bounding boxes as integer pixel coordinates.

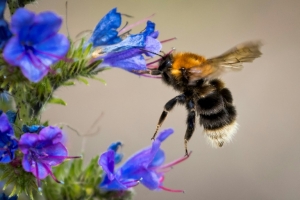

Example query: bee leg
[152,94,186,140]
[184,100,196,156]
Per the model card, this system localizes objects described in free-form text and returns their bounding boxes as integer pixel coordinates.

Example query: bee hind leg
[184,100,196,156]
[152,94,186,140]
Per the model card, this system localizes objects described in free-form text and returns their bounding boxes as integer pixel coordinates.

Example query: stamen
[35,162,41,188]
[160,37,177,44]
[41,162,62,184]
[122,179,140,188]
[118,13,155,35]
[45,155,81,160]
[155,168,172,173]
[159,185,184,193]
[158,151,192,170]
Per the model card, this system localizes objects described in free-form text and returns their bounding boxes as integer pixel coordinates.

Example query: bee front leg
[152,94,186,140]
[184,100,196,156]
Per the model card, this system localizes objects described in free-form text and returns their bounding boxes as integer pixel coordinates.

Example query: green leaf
[48,97,67,106]
[77,77,89,85]
[90,76,106,85]
[63,81,76,86]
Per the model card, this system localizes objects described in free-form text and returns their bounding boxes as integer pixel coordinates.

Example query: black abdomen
[196,79,238,147]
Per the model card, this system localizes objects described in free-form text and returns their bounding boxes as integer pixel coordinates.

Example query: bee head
[158,54,173,72]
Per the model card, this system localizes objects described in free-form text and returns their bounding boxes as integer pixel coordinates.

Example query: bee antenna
[138,48,164,58]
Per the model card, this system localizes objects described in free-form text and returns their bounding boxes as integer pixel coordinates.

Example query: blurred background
[22,0,300,199]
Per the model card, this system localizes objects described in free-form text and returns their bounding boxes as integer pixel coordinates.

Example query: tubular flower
[18,126,79,187]
[0,0,12,49]
[0,111,18,163]
[99,129,191,192]
[3,8,70,82]
[88,8,162,72]
[99,150,140,191]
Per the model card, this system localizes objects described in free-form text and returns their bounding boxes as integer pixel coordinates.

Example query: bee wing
[189,41,262,83]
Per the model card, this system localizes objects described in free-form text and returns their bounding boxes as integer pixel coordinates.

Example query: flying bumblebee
[136,41,262,155]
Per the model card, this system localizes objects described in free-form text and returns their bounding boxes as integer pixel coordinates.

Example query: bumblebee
[136,41,262,155]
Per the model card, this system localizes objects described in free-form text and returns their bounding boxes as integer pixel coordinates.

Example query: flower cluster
[99,129,191,192]
[0,110,79,188]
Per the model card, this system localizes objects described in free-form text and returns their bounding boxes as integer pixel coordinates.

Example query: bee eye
[158,57,173,71]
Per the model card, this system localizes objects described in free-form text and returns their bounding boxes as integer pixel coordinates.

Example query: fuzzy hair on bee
[135,41,262,155]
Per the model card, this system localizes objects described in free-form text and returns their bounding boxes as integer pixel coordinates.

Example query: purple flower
[99,150,140,190]
[0,112,18,163]
[0,0,12,49]
[99,129,190,192]
[3,8,70,82]
[19,126,79,187]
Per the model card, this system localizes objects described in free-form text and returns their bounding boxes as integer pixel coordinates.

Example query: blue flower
[0,112,18,163]
[19,126,80,187]
[87,8,122,47]
[87,7,162,73]
[96,21,162,72]
[99,129,190,192]
[0,0,12,49]
[3,8,70,83]
[0,193,18,200]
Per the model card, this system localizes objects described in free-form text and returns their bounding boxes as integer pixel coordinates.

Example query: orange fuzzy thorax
[170,52,215,79]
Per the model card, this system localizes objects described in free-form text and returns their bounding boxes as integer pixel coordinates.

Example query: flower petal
[22,153,32,172]
[142,21,155,37]
[38,126,63,144]
[19,133,39,154]
[148,149,165,168]
[33,33,70,65]
[0,113,13,134]
[156,128,174,142]
[28,11,62,43]
[10,8,35,39]
[3,36,25,66]
[107,142,124,164]
[100,176,128,191]
[100,54,146,72]
[88,8,122,47]
[5,111,17,124]
[41,143,68,166]
[99,150,115,180]
[100,34,146,53]
[0,0,5,17]
[143,36,162,57]
[0,20,12,49]
[31,161,50,179]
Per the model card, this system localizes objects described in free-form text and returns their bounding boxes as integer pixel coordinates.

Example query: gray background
[23,0,300,199]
